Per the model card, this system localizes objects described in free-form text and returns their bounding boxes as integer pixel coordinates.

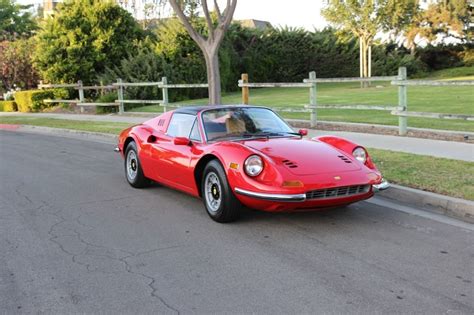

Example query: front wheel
[202,160,242,223]
[124,141,150,188]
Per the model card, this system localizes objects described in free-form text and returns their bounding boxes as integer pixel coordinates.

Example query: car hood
[241,137,361,176]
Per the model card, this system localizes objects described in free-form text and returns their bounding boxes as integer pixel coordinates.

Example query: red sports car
[116,105,389,222]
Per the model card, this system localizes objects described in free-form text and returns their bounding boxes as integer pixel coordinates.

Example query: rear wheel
[124,141,150,188]
[202,160,242,223]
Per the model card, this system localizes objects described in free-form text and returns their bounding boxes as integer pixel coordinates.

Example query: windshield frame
[199,106,296,143]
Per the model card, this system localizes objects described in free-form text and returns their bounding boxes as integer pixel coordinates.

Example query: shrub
[0,101,17,112]
[13,89,67,112]
[95,92,118,114]
[33,0,145,84]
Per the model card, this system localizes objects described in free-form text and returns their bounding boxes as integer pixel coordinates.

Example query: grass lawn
[369,148,474,201]
[0,117,129,134]
[1,116,472,200]
[131,66,474,132]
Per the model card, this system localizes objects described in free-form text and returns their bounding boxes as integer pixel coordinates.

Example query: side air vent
[306,185,370,200]
[157,119,165,127]
[337,155,352,164]
[282,159,298,168]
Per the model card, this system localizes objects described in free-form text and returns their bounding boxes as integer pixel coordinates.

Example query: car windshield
[202,107,296,142]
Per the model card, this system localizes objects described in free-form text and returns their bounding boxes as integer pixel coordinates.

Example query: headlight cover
[244,155,263,177]
[352,147,367,164]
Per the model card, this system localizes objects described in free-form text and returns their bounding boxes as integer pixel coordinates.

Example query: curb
[377,184,474,224]
[1,125,118,143]
[3,124,473,224]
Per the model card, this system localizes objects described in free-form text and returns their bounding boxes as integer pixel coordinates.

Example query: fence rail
[39,77,208,114]
[239,67,473,135]
[391,80,474,86]
[304,76,399,83]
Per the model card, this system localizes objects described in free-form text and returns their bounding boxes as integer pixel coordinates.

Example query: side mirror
[173,137,190,146]
[298,129,308,136]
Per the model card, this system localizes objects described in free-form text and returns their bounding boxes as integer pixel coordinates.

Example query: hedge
[0,100,17,112]
[14,89,70,112]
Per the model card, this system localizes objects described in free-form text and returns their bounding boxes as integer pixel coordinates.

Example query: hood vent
[282,159,298,168]
[157,119,165,127]
[337,155,352,164]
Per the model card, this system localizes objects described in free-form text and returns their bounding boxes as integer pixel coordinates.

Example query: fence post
[398,67,407,136]
[117,78,124,114]
[309,71,317,128]
[161,76,169,112]
[241,73,249,105]
[78,80,84,113]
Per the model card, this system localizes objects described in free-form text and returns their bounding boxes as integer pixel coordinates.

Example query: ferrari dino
[115,105,389,222]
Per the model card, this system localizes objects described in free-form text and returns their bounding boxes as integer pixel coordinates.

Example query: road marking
[367,197,474,232]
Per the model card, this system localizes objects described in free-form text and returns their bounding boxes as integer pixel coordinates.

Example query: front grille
[306,185,370,200]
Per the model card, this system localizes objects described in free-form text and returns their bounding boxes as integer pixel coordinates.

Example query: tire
[201,160,242,223]
[124,141,150,188]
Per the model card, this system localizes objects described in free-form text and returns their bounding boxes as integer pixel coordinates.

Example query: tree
[322,0,417,79]
[33,0,145,84]
[0,0,37,40]
[0,38,39,91]
[405,0,472,50]
[169,0,237,105]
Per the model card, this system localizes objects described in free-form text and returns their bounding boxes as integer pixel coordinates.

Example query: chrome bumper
[234,188,306,202]
[373,179,390,192]
[114,146,120,153]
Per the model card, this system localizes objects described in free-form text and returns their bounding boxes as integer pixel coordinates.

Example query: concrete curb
[3,125,118,143]
[378,184,474,224]
[3,124,473,224]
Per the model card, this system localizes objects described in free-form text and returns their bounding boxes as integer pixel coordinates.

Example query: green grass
[1,116,472,200]
[370,148,474,201]
[131,66,474,132]
[416,66,474,80]
[0,117,130,134]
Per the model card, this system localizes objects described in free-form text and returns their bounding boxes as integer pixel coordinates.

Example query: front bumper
[234,187,306,202]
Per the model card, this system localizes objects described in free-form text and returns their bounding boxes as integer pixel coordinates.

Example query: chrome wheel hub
[127,150,138,181]
[205,172,222,212]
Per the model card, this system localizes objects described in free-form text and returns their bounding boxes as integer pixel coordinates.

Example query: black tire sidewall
[202,160,240,222]
[124,142,148,187]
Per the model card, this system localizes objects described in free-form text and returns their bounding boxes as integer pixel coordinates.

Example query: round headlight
[352,147,367,163]
[244,155,263,177]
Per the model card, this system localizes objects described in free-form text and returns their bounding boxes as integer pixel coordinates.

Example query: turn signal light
[282,180,304,188]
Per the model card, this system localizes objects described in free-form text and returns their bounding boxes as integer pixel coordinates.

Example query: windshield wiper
[243,131,301,138]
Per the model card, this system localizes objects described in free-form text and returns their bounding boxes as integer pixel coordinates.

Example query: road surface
[0,130,473,314]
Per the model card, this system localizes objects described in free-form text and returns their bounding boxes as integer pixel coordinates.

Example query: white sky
[18,0,329,31]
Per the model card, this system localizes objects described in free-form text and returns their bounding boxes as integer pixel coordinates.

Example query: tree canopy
[33,0,145,84]
[0,0,37,40]
[322,0,418,78]
[405,0,472,49]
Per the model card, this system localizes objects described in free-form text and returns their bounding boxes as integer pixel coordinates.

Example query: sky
[18,0,329,31]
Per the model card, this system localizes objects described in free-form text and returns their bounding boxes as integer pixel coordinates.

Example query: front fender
[205,142,287,193]
[314,136,378,171]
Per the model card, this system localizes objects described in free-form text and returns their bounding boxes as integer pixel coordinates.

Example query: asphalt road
[0,130,473,314]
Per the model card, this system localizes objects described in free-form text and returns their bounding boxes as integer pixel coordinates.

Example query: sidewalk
[1,112,473,162]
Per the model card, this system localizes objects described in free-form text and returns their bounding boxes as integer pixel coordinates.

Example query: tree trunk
[204,47,221,105]
[359,37,363,78]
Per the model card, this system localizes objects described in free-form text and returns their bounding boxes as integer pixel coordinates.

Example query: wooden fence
[239,67,474,135]
[38,77,208,114]
[39,67,473,136]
